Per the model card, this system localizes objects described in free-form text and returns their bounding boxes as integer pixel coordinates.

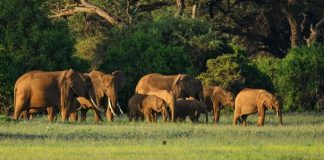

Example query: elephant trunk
[197,90,204,103]
[105,89,117,116]
[205,111,208,123]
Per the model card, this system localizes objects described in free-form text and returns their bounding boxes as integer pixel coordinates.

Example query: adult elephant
[13,69,99,122]
[18,73,100,122]
[203,85,234,124]
[82,70,125,122]
[233,88,283,126]
[135,73,204,121]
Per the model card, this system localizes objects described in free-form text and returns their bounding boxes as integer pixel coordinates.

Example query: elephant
[18,73,100,122]
[203,85,234,124]
[128,94,168,122]
[81,70,126,122]
[233,88,283,126]
[13,69,99,122]
[174,98,208,123]
[135,73,204,121]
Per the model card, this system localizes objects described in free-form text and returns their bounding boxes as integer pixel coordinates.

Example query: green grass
[0,112,323,160]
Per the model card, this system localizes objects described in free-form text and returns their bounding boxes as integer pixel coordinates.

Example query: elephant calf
[175,98,208,123]
[128,94,168,122]
[233,88,283,126]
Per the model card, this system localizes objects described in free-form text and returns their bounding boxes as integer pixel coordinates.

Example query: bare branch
[50,0,122,27]
[305,18,324,47]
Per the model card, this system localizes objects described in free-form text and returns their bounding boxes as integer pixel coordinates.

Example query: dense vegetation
[0,0,323,113]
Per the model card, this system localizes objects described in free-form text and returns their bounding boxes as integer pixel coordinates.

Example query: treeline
[0,0,323,113]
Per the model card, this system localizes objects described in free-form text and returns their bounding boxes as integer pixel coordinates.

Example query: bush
[276,43,324,111]
[198,47,273,94]
[252,56,281,93]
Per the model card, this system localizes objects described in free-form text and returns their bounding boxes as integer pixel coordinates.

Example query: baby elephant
[233,88,283,126]
[175,98,208,123]
[128,94,168,122]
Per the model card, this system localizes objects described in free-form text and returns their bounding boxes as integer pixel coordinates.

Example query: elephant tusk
[77,105,86,111]
[108,98,116,117]
[117,102,124,115]
[277,112,279,117]
[90,96,103,113]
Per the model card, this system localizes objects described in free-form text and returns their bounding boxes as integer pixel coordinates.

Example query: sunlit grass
[0,112,323,160]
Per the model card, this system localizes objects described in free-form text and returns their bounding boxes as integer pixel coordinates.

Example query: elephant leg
[241,115,248,126]
[133,115,137,121]
[195,111,202,122]
[106,109,114,122]
[154,113,158,122]
[257,112,265,127]
[233,111,241,126]
[47,107,55,122]
[128,115,133,122]
[80,108,88,122]
[93,109,103,123]
[13,97,27,120]
[189,112,196,122]
[29,113,33,120]
[61,107,69,122]
[144,111,151,123]
[213,104,220,124]
[20,110,29,120]
[69,112,78,122]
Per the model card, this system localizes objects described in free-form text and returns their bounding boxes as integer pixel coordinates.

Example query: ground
[0,112,323,160]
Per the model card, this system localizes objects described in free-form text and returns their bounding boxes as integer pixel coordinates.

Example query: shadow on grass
[0,132,104,141]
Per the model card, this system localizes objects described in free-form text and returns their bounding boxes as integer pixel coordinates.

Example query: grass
[0,112,323,160]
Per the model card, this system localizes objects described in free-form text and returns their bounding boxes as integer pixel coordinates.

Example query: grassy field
[0,112,323,160]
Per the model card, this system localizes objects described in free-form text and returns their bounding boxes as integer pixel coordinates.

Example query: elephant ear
[171,74,184,98]
[61,69,75,110]
[112,70,126,91]
[259,91,273,109]
[103,75,113,87]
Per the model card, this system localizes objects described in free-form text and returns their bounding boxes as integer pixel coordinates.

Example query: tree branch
[136,1,175,12]
[50,0,122,27]
[305,17,324,47]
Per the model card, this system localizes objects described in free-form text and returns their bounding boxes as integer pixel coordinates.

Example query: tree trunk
[192,0,199,18]
[176,0,185,16]
[286,12,301,48]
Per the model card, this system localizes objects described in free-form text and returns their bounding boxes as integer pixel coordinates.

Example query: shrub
[198,48,273,94]
[276,43,324,111]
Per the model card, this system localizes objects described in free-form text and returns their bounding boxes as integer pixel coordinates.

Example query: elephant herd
[12,70,283,126]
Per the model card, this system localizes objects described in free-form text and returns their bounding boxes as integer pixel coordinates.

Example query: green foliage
[100,15,231,107]
[100,19,193,107]
[252,56,281,93]
[198,48,273,94]
[0,0,79,109]
[152,15,233,73]
[276,43,324,111]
